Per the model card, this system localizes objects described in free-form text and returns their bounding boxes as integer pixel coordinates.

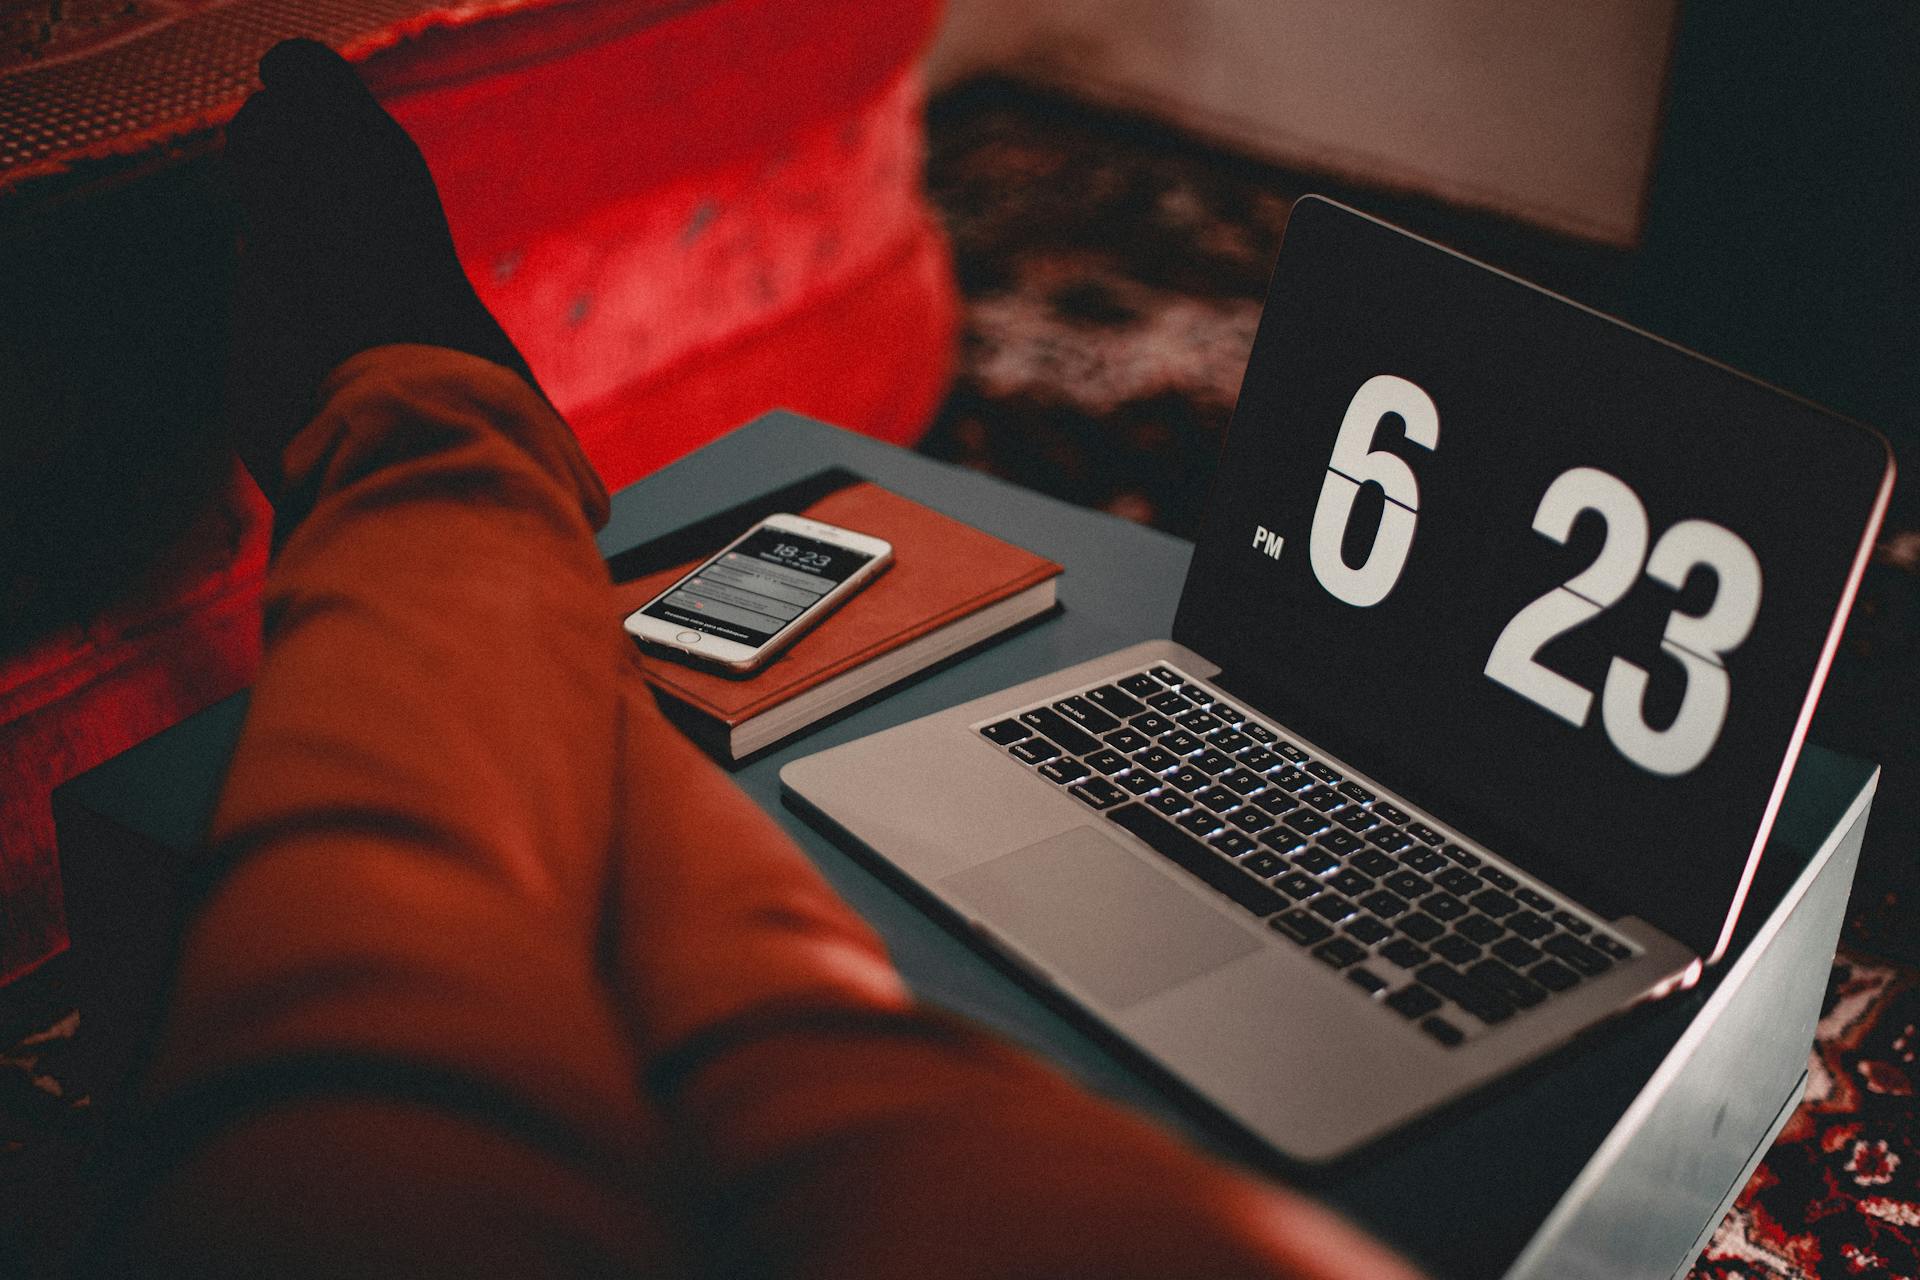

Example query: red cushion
[3,0,956,988]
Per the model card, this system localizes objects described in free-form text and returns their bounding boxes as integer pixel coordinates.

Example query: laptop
[780,196,1895,1162]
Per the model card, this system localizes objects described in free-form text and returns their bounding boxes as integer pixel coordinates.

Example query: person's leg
[105,45,678,1276]
[109,344,682,1278]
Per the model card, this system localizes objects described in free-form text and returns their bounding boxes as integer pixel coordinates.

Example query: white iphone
[623,513,893,673]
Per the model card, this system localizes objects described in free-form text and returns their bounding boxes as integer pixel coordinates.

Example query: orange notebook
[613,479,1062,760]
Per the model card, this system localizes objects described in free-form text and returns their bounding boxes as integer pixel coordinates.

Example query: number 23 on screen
[1299,374,1763,778]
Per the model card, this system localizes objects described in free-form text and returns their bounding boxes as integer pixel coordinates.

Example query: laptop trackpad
[942,825,1260,1010]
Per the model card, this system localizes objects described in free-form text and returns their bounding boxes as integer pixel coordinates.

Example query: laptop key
[1468,889,1519,918]
[1206,728,1255,754]
[1469,959,1547,1009]
[1419,1017,1465,1047]
[1273,741,1309,763]
[1456,914,1504,944]
[1130,711,1177,736]
[1346,914,1393,945]
[1337,781,1376,806]
[1133,746,1181,773]
[1119,672,1163,697]
[1592,933,1632,960]
[1436,868,1480,896]
[1069,778,1128,809]
[1194,785,1239,810]
[1107,804,1283,916]
[1301,785,1342,811]
[1183,685,1216,704]
[1146,791,1191,817]
[1305,762,1343,784]
[1506,910,1553,940]
[1405,822,1444,845]
[1236,746,1283,772]
[1492,937,1542,967]
[1055,696,1120,735]
[1432,935,1482,965]
[1402,846,1446,873]
[1399,912,1444,942]
[1359,889,1409,918]
[1192,748,1237,774]
[1373,801,1410,824]
[1104,728,1152,753]
[1211,831,1259,858]
[1319,830,1363,856]
[1242,723,1278,744]
[1240,850,1286,877]
[1309,894,1358,923]
[1145,689,1193,714]
[1260,828,1311,858]
[1380,938,1428,969]
[1249,788,1298,816]
[1177,810,1225,837]
[1313,938,1367,969]
[1177,709,1226,734]
[1085,685,1146,720]
[1335,807,1380,832]
[1553,911,1593,935]
[1386,985,1442,1019]
[1020,708,1098,755]
[1529,959,1582,992]
[1424,892,1467,922]
[1441,843,1481,866]
[1543,934,1613,976]
[1516,887,1555,912]
[1219,767,1265,795]
[1275,871,1321,901]
[1147,665,1184,685]
[981,718,1030,745]
[1384,870,1430,898]
[1166,765,1210,791]
[1416,964,1515,1024]
[1010,737,1061,764]
[1369,828,1415,854]
[1211,702,1243,722]
[1290,846,1338,875]
[1038,757,1090,784]
[1328,868,1373,897]
[1085,748,1130,775]
[1348,966,1390,995]
[1227,808,1275,834]
[1270,910,1331,945]
[1114,770,1159,796]
[1352,849,1397,877]
[1159,729,1205,755]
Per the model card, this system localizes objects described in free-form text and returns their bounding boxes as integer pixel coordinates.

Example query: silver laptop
[781,197,1894,1162]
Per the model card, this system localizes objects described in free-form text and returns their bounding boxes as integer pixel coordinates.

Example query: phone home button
[675,631,703,645]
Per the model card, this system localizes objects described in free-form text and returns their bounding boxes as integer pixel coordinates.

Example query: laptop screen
[1176,198,1892,961]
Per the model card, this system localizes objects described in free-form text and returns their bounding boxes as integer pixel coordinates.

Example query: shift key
[1020,706,1100,755]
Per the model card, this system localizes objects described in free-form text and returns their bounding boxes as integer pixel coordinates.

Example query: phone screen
[638,528,876,648]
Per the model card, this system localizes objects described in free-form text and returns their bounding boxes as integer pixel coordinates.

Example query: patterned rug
[3,71,1915,1280]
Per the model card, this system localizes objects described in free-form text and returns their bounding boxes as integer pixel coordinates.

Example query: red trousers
[117,346,1423,1279]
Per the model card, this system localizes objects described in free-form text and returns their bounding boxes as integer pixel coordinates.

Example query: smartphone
[623,513,893,673]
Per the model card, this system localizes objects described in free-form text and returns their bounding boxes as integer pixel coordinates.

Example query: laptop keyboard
[977,663,1637,1048]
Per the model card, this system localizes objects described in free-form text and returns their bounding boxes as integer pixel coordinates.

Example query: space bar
[1107,804,1283,916]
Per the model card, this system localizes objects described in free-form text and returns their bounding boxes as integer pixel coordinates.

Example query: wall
[928,0,1678,247]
